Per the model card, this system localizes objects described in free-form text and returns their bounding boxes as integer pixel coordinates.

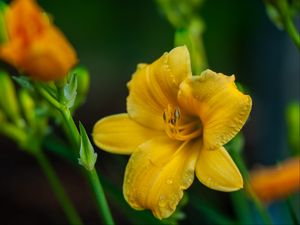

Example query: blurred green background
[0,0,299,224]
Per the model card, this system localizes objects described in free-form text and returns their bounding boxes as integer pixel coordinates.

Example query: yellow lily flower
[249,157,300,202]
[93,46,252,219]
[0,0,77,81]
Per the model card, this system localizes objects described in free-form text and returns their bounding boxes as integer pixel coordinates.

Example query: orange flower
[0,0,77,81]
[249,157,300,202]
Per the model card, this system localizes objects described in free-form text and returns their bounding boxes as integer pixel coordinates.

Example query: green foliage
[155,0,203,28]
[72,66,90,109]
[286,102,300,155]
[19,89,35,127]
[265,2,284,29]
[78,122,97,171]
[264,0,300,49]
[225,133,245,154]
[60,73,78,108]
[0,109,5,122]
[175,19,207,74]
[12,76,34,91]
[0,71,22,125]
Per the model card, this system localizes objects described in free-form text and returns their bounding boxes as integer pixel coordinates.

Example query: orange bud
[249,157,300,202]
[0,0,77,81]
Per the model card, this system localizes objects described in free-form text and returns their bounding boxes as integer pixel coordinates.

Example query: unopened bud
[286,102,299,155]
[0,71,21,125]
[78,122,97,171]
[72,66,90,109]
[19,89,35,126]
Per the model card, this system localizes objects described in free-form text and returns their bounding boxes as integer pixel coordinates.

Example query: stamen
[163,105,202,141]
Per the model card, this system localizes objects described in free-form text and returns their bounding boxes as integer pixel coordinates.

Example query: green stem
[60,106,81,149]
[230,190,253,223]
[88,169,115,225]
[286,196,300,225]
[0,122,27,143]
[60,106,115,225]
[283,15,300,50]
[34,150,83,225]
[0,118,83,225]
[35,84,115,225]
[277,0,300,50]
[231,151,273,225]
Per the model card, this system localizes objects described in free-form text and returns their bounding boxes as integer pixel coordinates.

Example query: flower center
[163,105,202,141]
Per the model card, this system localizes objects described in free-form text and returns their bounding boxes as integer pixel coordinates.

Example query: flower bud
[286,102,299,155]
[19,89,35,126]
[79,122,97,171]
[0,0,77,81]
[75,67,90,97]
[72,66,90,109]
[0,70,21,124]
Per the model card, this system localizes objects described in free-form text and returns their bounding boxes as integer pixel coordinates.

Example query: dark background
[0,0,299,224]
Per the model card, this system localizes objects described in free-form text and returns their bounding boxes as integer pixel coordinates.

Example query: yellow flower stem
[34,150,83,225]
[35,83,115,225]
[0,123,83,225]
[231,151,273,224]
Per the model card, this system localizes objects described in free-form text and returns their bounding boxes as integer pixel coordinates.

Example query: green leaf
[265,2,284,29]
[12,76,34,91]
[225,133,245,154]
[78,122,97,171]
[190,193,237,225]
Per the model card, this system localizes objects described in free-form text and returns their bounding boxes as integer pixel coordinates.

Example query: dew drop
[166,179,173,184]
[158,195,167,208]
[181,170,194,187]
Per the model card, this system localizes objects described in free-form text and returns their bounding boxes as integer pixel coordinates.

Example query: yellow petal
[93,114,164,154]
[196,145,243,191]
[178,69,252,149]
[123,137,199,219]
[127,46,192,130]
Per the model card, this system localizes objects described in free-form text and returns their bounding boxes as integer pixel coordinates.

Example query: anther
[162,104,202,141]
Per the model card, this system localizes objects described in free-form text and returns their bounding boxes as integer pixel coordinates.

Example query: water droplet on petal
[181,170,194,187]
[166,179,173,184]
[158,195,167,208]
[168,193,180,210]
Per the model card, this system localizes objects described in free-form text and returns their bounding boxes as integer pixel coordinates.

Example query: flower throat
[163,104,202,141]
